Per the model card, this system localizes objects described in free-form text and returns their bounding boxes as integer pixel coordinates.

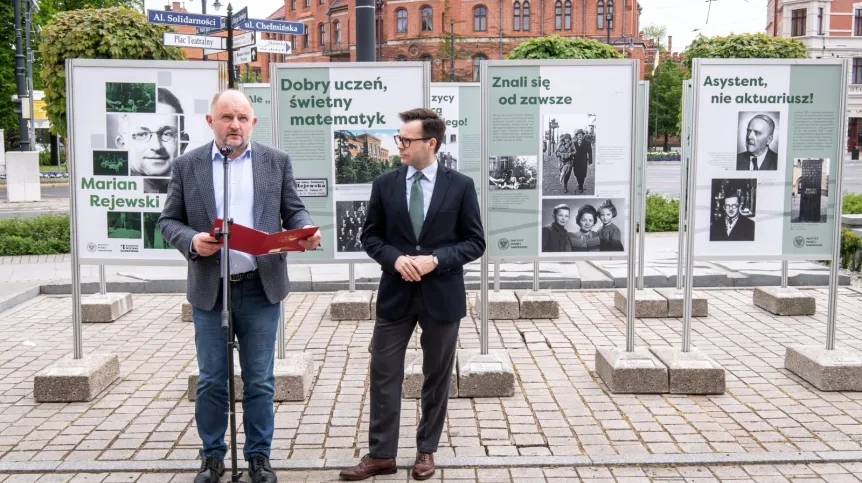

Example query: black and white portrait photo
[336,200,369,252]
[736,111,779,171]
[542,114,597,195]
[106,87,189,194]
[489,155,537,190]
[709,178,757,242]
[540,198,625,253]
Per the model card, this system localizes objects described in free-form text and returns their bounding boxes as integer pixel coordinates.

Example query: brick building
[766,0,862,152]
[254,0,647,82]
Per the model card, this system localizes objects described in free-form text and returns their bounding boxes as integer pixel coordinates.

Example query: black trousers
[368,292,460,458]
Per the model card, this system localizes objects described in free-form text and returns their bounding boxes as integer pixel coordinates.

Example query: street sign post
[256,39,292,54]
[233,31,255,49]
[233,46,258,65]
[162,32,225,50]
[147,9,223,30]
[233,7,249,26]
[240,18,304,35]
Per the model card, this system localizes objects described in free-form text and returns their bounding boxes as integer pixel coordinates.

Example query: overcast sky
[145,0,767,52]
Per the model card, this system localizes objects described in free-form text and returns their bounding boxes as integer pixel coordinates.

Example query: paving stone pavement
[3,288,862,475]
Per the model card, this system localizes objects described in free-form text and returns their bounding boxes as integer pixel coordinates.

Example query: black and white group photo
[436,150,458,171]
[335,200,369,252]
[489,155,537,190]
[709,178,757,242]
[736,111,779,171]
[540,198,625,253]
[542,114,597,195]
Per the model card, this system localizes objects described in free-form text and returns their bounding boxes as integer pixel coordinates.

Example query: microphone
[219,144,233,159]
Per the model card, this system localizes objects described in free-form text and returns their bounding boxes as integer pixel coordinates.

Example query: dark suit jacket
[736,149,777,170]
[361,164,485,322]
[158,141,313,311]
[709,214,755,242]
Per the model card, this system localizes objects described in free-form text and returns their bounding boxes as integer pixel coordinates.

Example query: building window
[421,6,433,31]
[474,6,487,31]
[856,9,862,36]
[396,8,407,33]
[607,0,614,30]
[854,58,862,84]
[791,9,806,37]
[290,34,296,51]
[564,1,571,30]
[303,26,309,48]
[473,54,487,81]
[514,1,520,31]
[555,1,561,30]
[319,23,326,46]
[305,0,309,8]
[291,0,296,10]
[597,0,604,29]
[421,54,433,63]
[523,1,530,30]
[818,7,824,35]
[334,21,341,43]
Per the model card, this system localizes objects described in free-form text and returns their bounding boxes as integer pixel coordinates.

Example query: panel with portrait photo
[540,198,626,253]
[709,178,757,242]
[736,111,780,171]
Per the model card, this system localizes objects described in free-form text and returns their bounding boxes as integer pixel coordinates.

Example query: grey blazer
[158,141,313,311]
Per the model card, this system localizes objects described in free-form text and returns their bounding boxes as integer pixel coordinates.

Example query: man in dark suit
[572,129,593,193]
[709,194,755,241]
[159,90,321,483]
[339,108,485,481]
[736,114,778,170]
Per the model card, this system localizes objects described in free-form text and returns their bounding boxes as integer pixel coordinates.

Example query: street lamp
[202,0,223,14]
[606,1,613,45]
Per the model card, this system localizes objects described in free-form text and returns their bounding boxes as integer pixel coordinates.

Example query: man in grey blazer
[159,90,320,483]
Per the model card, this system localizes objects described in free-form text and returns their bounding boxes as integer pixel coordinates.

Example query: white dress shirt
[406,161,438,217]
[212,142,257,274]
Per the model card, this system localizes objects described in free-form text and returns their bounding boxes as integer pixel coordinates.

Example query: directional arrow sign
[240,18,304,35]
[232,6,249,26]
[256,39,292,55]
[148,9,223,30]
[163,32,225,50]
[233,46,258,65]
[233,31,255,49]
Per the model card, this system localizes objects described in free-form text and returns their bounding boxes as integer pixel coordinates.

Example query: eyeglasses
[131,127,177,144]
[394,135,431,148]
[724,203,739,209]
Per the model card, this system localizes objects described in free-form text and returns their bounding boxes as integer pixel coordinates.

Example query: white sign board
[67,59,221,265]
[233,31,255,49]
[233,46,257,65]
[256,39,292,55]
[162,32,225,50]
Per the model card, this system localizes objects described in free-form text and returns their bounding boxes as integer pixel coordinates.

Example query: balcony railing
[323,41,350,54]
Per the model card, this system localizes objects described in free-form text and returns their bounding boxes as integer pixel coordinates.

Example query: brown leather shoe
[339,454,397,481]
[411,452,435,480]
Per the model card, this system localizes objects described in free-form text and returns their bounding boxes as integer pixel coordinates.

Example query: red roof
[267,5,286,20]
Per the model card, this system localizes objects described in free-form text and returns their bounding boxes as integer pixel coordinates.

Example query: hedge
[0,214,71,256]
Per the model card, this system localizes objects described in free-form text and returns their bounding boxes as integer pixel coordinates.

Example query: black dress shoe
[194,455,224,483]
[248,454,277,483]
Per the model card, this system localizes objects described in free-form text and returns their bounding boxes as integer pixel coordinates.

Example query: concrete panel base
[402,349,458,399]
[477,290,520,320]
[785,345,862,392]
[650,347,725,394]
[456,349,515,398]
[613,289,668,318]
[753,287,816,316]
[81,293,133,323]
[595,348,669,394]
[34,353,120,402]
[654,288,709,318]
[181,302,193,322]
[188,352,317,401]
[515,290,559,319]
[330,290,373,320]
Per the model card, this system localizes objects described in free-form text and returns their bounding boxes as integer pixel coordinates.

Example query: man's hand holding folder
[201,218,321,256]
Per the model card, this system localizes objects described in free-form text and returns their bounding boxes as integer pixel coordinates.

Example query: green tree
[646,59,685,152]
[683,33,807,72]
[641,24,668,50]
[0,2,20,151]
[507,35,623,60]
[40,7,185,138]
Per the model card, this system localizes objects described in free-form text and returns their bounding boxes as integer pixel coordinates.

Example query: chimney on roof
[668,36,673,53]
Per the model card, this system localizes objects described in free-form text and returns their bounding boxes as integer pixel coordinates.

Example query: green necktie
[409,171,425,239]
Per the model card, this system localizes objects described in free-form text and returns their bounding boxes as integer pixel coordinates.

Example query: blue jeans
[192,277,280,461]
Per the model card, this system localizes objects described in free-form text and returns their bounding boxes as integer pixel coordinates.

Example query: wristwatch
[432,252,439,267]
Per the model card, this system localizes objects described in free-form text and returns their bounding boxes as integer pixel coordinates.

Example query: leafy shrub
[843,192,862,215]
[644,193,679,232]
[841,229,862,272]
[0,214,71,256]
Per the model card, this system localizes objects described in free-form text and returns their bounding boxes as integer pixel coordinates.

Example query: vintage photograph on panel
[107,212,142,239]
[540,198,625,253]
[143,213,172,249]
[105,82,156,113]
[736,111,780,171]
[106,110,180,194]
[92,151,129,176]
[791,158,829,223]
[335,201,369,252]
[709,178,757,242]
[436,133,458,171]
[541,113,597,195]
[489,155,538,190]
[334,129,400,185]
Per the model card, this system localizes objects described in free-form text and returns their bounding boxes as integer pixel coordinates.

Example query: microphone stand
[212,144,241,483]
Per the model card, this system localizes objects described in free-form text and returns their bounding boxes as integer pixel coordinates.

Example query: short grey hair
[210,89,255,115]
[749,114,775,136]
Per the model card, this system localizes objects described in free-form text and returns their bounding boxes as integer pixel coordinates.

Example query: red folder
[209,218,319,255]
